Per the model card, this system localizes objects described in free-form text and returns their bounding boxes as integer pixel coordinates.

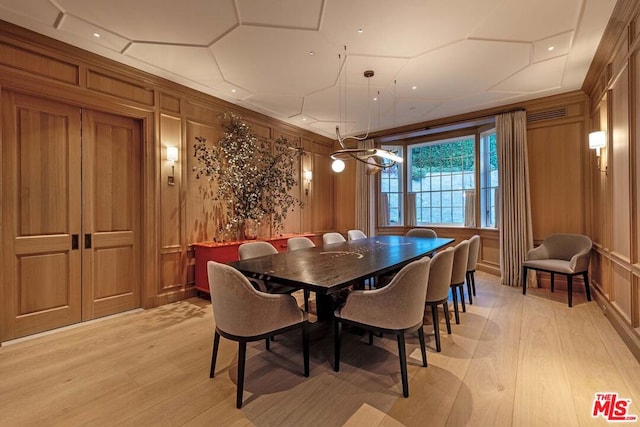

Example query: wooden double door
[1,92,142,341]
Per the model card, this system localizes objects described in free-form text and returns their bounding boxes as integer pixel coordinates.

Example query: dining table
[227,235,454,320]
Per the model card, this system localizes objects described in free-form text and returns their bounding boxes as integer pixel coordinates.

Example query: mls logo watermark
[592,393,638,422]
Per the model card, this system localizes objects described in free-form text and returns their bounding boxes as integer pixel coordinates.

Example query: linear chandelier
[330,66,403,174]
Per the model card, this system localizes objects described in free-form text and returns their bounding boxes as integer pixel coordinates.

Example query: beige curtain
[406,193,417,226]
[355,139,376,236]
[464,190,476,227]
[496,110,535,288]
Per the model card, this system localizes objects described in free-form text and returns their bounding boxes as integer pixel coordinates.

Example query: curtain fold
[464,190,476,227]
[496,110,535,287]
[406,193,417,226]
[355,139,376,236]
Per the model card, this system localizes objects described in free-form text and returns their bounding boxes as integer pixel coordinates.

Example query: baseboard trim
[593,290,640,364]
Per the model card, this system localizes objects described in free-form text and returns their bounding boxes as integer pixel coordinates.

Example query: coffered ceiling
[0,0,616,138]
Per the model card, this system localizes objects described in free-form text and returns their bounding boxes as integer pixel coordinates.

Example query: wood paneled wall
[583,0,640,361]
[0,20,335,335]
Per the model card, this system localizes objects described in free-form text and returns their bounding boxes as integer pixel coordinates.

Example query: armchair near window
[522,233,592,307]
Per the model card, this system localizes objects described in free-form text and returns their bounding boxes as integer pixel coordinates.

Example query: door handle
[71,234,79,250]
[85,233,92,249]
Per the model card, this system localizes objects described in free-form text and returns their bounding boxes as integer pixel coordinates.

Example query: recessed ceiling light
[302,117,307,121]
[309,51,315,56]
[373,97,378,101]
[93,32,101,38]
[412,86,417,90]
[357,28,364,33]
[547,46,555,51]
[231,88,236,93]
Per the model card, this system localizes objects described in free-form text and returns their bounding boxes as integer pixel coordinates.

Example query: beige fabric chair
[466,235,481,303]
[406,228,438,238]
[287,236,316,311]
[450,240,469,325]
[522,233,592,307]
[238,241,294,294]
[287,236,315,251]
[333,257,431,398]
[323,232,346,245]
[425,247,455,352]
[347,229,367,241]
[207,261,309,408]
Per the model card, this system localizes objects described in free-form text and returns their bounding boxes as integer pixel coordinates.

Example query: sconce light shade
[167,146,179,162]
[589,131,606,151]
[331,159,346,173]
[304,170,313,182]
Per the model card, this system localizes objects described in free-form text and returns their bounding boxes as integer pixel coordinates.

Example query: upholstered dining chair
[450,240,470,325]
[287,236,315,251]
[333,257,431,398]
[347,229,367,240]
[522,233,592,307]
[425,247,455,352]
[323,232,346,245]
[466,235,481,303]
[207,261,309,408]
[287,236,316,311]
[406,228,438,238]
[238,241,294,294]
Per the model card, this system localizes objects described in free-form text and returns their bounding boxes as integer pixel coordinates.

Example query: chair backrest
[426,247,455,302]
[207,260,268,336]
[345,257,431,330]
[466,235,481,272]
[238,241,278,260]
[451,240,470,285]
[323,232,346,245]
[406,228,437,238]
[347,229,367,241]
[287,236,316,251]
[541,233,592,261]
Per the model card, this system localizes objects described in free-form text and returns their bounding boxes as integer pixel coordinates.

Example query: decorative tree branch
[193,113,303,239]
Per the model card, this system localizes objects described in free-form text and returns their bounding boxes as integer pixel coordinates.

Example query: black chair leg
[568,275,573,307]
[459,285,466,313]
[266,337,270,351]
[522,266,527,294]
[210,331,220,378]
[443,301,452,334]
[583,272,592,301]
[431,304,441,352]
[466,274,473,305]
[333,320,341,372]
[236,342,247,409]
[417,327,427,367]
[304,289,310,312]
[451,288,460,324]
[471,271,476,296]
[302,323,310,377]
[396,331,409,397]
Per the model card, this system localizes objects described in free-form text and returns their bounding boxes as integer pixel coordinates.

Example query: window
[377,127,498,229]
[379,145,403,226]
[480,130,498,228]
[408,136,475,226]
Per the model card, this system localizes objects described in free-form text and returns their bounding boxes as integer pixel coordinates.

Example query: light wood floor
[2,272,640,426]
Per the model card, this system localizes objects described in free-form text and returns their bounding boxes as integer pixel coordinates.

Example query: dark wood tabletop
[227,235,454,295]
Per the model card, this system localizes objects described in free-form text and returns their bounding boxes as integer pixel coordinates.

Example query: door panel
[1,92,82,340]
[82,110,141,320]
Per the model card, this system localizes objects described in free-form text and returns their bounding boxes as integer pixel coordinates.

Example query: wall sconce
[588,131,607,174]
[166,146,179,186]
[303,170,312,195]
